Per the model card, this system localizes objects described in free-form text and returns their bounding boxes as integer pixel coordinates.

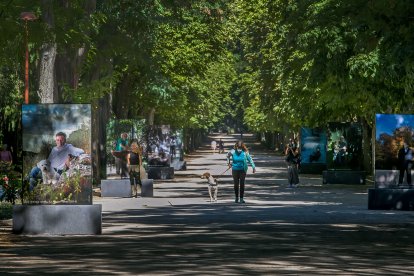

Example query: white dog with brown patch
[201,172,218,202]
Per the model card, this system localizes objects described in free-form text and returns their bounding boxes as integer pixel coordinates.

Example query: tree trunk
[112,74,134,118]
[38,43,57,103]
[87,54,111,185]
[57,1,95,102]
[92,93,111,184]
[185,128,194,153]
[38,0,57,103]
[361,118,373,176]
[38,0,96,103]
[148,108,155,126]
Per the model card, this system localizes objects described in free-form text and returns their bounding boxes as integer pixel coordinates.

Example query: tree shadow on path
[2,133,414,275]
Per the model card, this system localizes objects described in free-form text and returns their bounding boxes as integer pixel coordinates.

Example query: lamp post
[20,12,36,104]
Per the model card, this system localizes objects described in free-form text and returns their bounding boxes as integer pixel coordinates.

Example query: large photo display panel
[106,119,147,178]
[375,114,414,188]
[326,122,363,170]
[22,104,92,204]
[147,125,183,166]
[147,125,173,167]
[300,127,327,164]
[169,128,184,161]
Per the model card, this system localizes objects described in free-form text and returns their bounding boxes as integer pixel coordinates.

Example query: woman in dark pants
[285,139,300,188]
[226,141,256,203]
[127,140,142,197]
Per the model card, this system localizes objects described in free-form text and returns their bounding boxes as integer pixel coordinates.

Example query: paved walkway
[1,133,414,275]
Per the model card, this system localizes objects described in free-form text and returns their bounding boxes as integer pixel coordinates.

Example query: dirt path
[1,133,414,275]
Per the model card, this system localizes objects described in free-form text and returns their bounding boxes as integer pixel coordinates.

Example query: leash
[216,166,231,178]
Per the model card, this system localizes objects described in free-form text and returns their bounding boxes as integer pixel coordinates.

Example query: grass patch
[0,202,13,220]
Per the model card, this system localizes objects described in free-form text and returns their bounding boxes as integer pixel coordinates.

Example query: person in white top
[211,140,217,153]
[28,132,84,190]
[48,132,85,172]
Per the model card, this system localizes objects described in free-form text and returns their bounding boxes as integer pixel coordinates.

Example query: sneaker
[240,198,245,204]
[235,198,239,203]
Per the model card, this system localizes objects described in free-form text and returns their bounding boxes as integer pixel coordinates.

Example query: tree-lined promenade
[1,2,414,273]
[1,1,414,177]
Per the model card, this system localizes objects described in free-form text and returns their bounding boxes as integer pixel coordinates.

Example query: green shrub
[0,202,13,220]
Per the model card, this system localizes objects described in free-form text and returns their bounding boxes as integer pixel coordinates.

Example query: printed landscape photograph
[375,114,414,187]
[375,114,414,169]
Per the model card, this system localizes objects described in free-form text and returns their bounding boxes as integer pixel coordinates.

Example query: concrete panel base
[13,204,102,235]
[323,170,366,184]
[368,188,414,210]
[141,179,154,197]
[375,169,414,188]
[171,159,187,171]
[300,163,327,174]
[148,166,174,179]
[101,179,131,197]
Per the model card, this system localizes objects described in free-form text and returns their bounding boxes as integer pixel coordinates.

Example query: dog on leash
[201,172,218,202]
[37,159,60,186]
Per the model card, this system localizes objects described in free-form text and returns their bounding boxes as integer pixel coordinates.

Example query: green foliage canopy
[233,0,414,131]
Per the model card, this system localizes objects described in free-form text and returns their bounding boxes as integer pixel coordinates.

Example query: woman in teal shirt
[226,141,256,203]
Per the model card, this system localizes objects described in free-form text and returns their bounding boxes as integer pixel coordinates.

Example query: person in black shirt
[285,138,300,188]
[127,140,142,197]
[218,139,225,154]
[398,140,413,187]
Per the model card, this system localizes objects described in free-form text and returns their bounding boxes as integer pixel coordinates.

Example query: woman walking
[285,138,300,188]
[226,141,256,203]
[127,140,143,197]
